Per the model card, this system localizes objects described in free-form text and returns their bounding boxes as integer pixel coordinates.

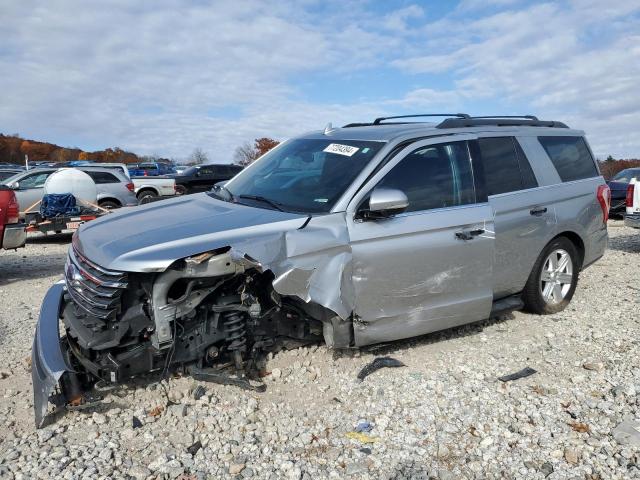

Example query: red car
[0,185,26,250]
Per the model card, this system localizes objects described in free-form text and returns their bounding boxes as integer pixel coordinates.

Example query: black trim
[467,140,488,203]
[437,117,569,129]
[372,113,470,125]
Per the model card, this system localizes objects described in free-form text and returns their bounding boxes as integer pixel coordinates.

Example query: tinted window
[0,170,21,181]
[478,137,538,195]
[538,136,598,182]
[612,169,640,183]
[199,166,215,175]
[376,141,475,212]
[85,171,118,184]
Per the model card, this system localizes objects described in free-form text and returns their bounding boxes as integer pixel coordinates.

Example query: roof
[300,115,584,143]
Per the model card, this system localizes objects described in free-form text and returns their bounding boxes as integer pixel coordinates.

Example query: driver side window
[376,141,476,213]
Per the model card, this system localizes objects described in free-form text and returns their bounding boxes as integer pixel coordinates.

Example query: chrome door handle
[530,207,548,216]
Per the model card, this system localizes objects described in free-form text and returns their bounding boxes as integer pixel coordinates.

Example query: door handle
[530,206,548,216]
[455,229,485,241]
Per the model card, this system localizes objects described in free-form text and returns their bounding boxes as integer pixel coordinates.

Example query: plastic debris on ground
[192,385,206,400]
[498,366,537,382]
[355,420,373,433]
[132,416,143,429]
[345,432,378,443]
[357,357,406,382]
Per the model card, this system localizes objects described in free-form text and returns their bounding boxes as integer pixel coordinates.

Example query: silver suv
[32,114,610,425]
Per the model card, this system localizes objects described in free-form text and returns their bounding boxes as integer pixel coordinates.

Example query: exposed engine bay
[58,244,339,410]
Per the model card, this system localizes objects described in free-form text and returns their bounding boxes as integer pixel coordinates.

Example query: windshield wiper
[237,194,285,212]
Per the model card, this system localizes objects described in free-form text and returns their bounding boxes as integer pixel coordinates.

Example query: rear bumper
[31,282,71,428]
[625,213,640,229]
[2,223,26,249]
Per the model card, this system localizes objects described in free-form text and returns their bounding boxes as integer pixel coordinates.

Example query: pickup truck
[172,164,243,195]
[0,186,26,250]
[128,162,176,177]
[132,176,177,203]
[625,178,640,229]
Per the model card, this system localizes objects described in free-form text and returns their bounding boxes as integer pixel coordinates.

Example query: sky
[1,0,639,162]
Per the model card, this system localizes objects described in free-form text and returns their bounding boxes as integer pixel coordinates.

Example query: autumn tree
[233,137,280,166]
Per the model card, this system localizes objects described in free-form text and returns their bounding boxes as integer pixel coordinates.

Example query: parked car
[0,162,26,170]
[625,178,640,229]
[31,113,610,426]
[0,168,23,182]
[607,168,640,216]
[172,164,243,194]
[0,185,26,250]
[81,163,131,179]
[1,167,138,215]
[128,162,176,177]
[131,176,176,203]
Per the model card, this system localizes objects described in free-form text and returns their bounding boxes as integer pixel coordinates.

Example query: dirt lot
[0,222,639,479]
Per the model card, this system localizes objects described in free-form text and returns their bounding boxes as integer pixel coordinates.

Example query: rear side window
[477,137,538,196]
[376,141,475,212]
[85,171,118,184]
[538,136,598,182]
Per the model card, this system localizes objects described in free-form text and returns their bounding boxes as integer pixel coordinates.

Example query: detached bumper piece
[31,282,72,428]
[2,223,26,250]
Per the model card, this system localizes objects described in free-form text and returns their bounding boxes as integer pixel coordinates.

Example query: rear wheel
[137,190,157,204]
[98,200,120,210]
[522,237,579,314]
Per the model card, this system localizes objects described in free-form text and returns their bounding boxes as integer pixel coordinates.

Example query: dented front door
[346,137,495,346]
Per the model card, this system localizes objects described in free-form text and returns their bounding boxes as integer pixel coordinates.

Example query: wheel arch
[97,196,122,207]
[136,187,158,198]
[551,230,585,269]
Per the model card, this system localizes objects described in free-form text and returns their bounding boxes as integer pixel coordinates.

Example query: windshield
[224,138,384,213]
[181,166,198,175]
[613,169,640,183]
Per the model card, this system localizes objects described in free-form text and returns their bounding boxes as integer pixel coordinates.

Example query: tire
[521,237,580,314]
[174,184,188,195]
[137,190,157,204]
[98,200,120,210]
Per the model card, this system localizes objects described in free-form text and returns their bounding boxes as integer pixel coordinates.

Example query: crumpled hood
[75,193,308,272]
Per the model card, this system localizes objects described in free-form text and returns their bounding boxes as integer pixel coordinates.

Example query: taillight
[126,182,135,192]
[626,183,635,208]
[6,192,20,224]
[596,184,611,223]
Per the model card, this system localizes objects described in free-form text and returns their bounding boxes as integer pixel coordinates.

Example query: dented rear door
[346,137,495,346]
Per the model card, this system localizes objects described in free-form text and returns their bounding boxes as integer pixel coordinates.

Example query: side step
[490,295,524,317]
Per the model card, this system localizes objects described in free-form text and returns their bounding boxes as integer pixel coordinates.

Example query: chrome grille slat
[64,246,128,322]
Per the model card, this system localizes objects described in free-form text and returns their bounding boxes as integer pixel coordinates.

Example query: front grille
[64,246,128,320]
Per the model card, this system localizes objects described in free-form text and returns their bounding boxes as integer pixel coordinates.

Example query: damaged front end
[32,241,343,427]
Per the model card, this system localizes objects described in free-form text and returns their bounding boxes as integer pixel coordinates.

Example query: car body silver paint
[31,281,69,428]
[343,135,495,345]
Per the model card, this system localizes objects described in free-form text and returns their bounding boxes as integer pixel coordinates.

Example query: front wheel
[522,237,580,314]
[174,184,188,195]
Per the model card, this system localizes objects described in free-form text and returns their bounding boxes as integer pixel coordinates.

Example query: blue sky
[1,0,639,161]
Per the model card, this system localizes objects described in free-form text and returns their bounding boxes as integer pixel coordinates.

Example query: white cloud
[1,0,640,160]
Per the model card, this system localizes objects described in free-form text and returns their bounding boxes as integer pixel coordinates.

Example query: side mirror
[364,188,409,219]
[9,181,19,190]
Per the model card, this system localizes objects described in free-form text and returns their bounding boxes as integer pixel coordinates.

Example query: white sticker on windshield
[323,143,359,157]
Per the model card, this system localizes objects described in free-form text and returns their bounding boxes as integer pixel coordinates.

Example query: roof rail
[436,115,569,129]
[373,113,470,125]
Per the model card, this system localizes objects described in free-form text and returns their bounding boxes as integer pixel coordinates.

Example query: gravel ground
[0,222,639,479]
